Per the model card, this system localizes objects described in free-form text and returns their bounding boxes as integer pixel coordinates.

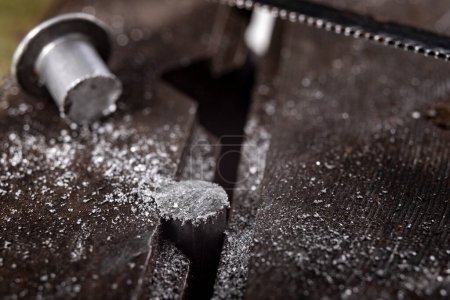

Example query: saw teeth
[279,9,288,19]
[299,15,307,23]
[288,12,297,22]
[214,0,450,62]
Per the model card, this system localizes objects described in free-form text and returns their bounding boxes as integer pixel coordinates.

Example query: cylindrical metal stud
[12,13,122,124]
[155,180,229,270]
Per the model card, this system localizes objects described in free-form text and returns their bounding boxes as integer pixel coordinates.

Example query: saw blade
[214,0,450,61]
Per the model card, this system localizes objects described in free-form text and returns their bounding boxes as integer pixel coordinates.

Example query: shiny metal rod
[35,34,120,123]
[12,13,122,124]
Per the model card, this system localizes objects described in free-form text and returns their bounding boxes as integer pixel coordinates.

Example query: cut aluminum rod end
[155,180,229,270]
[12,13,122,124]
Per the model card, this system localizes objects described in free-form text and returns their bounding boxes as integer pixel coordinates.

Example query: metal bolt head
[12,13,122,124]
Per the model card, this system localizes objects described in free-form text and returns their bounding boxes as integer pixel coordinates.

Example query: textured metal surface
[217,0,450,62]
[0,79,197,299]
[0,79,195,299]
[0,0,233,298]
[140,241,190,300]
[213,1,450,299]
[243,18,450,300]
[4,0,450,299]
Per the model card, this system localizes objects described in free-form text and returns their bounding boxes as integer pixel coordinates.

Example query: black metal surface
[0,1,243,299]
[2,1,450,299]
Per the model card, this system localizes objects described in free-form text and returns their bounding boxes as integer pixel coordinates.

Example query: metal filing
[12,13,122,124]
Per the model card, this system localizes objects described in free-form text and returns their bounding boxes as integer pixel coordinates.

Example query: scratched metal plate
[244,17,450,300]
[0,0,227,298]
[0,80,196,299]
[213,3,450,300]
